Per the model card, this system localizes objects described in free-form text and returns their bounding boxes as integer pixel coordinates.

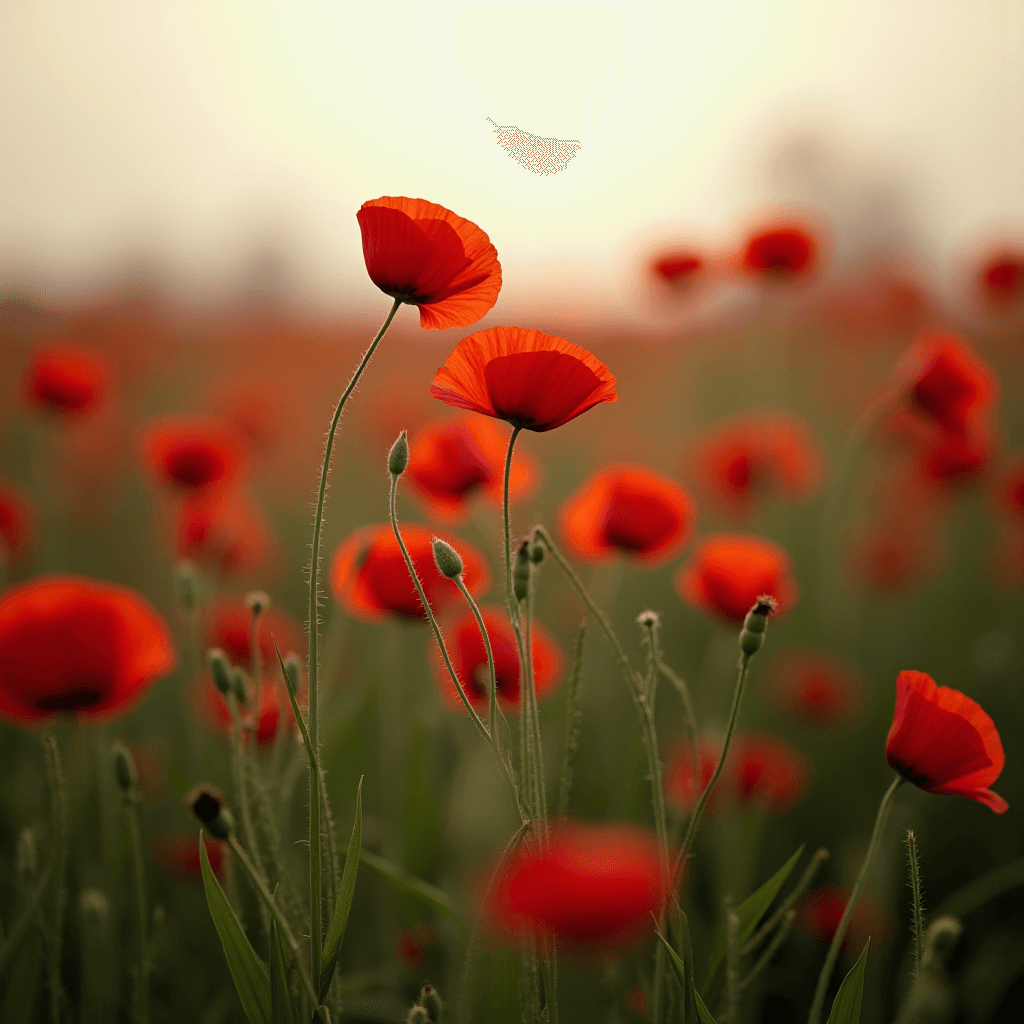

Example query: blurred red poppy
[406,415,537,522]
[690,413,824,513]
[763,649,865,728]
[978,252,1024,306]
[149,831,227,883]
[330,524,489,623]
[894,330,997,433]
[918,422,995,485]
[24,344,109,415]
[358,196,501,330]
[430,326,617,432]
[484,822,670,947]
[175,489,276,577]
[796,885,893,949]
[0,576,176,725]
[652,251,706,290]
[664,733,810,816]
[997,456,1024,522]
[0,479,36,564]
[396,926,439,969]
[741,224,818,278]
[559,464,694,565]
[140,416,246,491]
[675,535,798,622]
[430,606,563,715]
[885,670,1008,814]
[847,520,941,595]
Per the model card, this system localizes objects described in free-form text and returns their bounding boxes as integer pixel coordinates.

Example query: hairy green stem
[905,829,925,983]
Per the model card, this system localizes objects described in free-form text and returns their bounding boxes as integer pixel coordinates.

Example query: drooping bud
[432,537,464,580]
[246,590,270,617]
[112,741,138,796]
[513,540,531,603]
[208,648,232,694]
[528,541,545,564]
[283,652,302,695]
[186,783,235,841]
[174,560,198,612]
[389,430,410,477]
[406,1008,429,1024]
[739,595,776,657]
[418,984,443,1023]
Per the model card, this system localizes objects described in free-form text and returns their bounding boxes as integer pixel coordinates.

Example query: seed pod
[739,595,776,657]
[246,590,270,617]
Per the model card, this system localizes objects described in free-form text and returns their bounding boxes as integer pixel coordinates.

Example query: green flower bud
[739,595,776,657]
[283,652,302,695]
[112,741,138,796]
[512,541,531,603]
[231,667,249,705]
[528,542,545,564]
[418,983,443,1023]
[389,430,410,477]
[208,648,232,694]
[432,537,464,580]
[407,1008,429,1024]
[922,915,963,968]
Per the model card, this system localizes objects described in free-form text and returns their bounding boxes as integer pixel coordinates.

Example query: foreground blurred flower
[484,822,670,947]
[0,479,36,565]
[24,344,109,415]
[175,489,276,577]
[664,733,810,816]
[149,831,227,883]
[797,885,893,948]
[763,649,864,728]
[675,534,798,622]
[330,524,489,622]
[0,576,176,725]
[431,326,617,432]
[140,415,246,491]
[690,412,824,513]
[978,251,1024,307]
[358,196,501,330]
[885,670,1008,813]
[559,464,694,565]
[430,606,562,715]
[406,415,537,522]
[741,222,819,279]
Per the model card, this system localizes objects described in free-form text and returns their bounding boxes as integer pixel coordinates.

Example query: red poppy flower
[894,330,998,433]
[690,413,824,513]
[918,423,995,485]
[175,489,276,577]
[664,734,810,816]
[358,196,501,330]
[652,251,706,289]
[24,344,109,415]
[675,535,798,622]
[978,252,1024,306]
[0,479,36,564]
[406,415,538,522]
[330,524,489,623]
[194,599,305,748]
[741,224,818,278]
[763,649,865,728]
[885,670,1008,814]
[0,576,176,725]
[559,464,694,565]
[430,606,563,715]
[149,831,228,883]
[484,822,670,947]
[796,885,893,949]
[430,326,618,432]
[140,415,246,491]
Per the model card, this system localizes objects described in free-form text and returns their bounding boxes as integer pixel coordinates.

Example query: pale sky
[1,1,1022,329]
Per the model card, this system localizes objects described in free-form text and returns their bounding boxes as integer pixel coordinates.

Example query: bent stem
[807,774,903,1024]
[306,295,401,978]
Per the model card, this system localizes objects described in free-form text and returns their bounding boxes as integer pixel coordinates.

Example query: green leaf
[199,831,271,1024]
[359,850,467,932]
[702,845,804,1007]
[825,939,870,1024]
[318,777,363,1002]
[694,989,719,1024]
[270,915,295,1024]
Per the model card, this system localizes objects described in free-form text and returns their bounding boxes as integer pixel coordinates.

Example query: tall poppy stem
[502,425,524,625]
[807,774,903,1024]
[122,791,149,1024]
[306,295,401,980]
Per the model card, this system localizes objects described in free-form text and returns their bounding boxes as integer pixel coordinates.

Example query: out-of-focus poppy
[763,649,865,728]
[430,606,563,715]
[0,576,176,725]
[652,251,706,290]
[885,670,1008,814]
[140,415,246,491]
[484,822,670,947]
[559,464,694,565]
[847,519,941,596]
[741,223,819,278]
[24,344,109,415]
[358,196,501,330]
[894,330,998,434]
[664,733,810,816]
[0,479,36,564]
[149,831,228,883]
[396,925,439,969]
[918,423,995,485]
[675,535,798,622]
[406,415,537,522]
[978,252,1024,306]
[796,885,893,949]
[330,524,489,623]
[175,489,276,577]
[997,456,1024,522]
[690,413,824,513]
[430,326,617,433]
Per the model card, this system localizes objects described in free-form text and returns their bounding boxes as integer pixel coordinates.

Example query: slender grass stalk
[740,909,796,994]
[905,829,925,983]
[306,296,402,981]
[522,568,548,829]
[807,775,903,1024]
[556,621,587,819]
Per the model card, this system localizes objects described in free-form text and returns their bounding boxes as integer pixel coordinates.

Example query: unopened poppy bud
[406,1008,429,1024]
[283,652,302,695]
[389,430,410,477]
[739,595,777,657]
[246,590,269,617]
[78,888,109,927]
[208,648,232,694]
[513,541,531,602]
[186,783,235,841]
[418,984,443,1023]
[174,560,198,612]
[432,537,464,580]
[16,828,37,880]
[231,667,249,705]
[112,741,138,795]
[529,542,545,564]
[922,915,963,968]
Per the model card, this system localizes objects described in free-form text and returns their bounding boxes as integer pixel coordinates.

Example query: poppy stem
[307,295,401,979]
[523,566,548,829]
[502,425,524,625]
[555,620,587,819]
[121,786,150,1024]
[905,830,925,983]
[41,734,68,1024]
[807,774,903,1024]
